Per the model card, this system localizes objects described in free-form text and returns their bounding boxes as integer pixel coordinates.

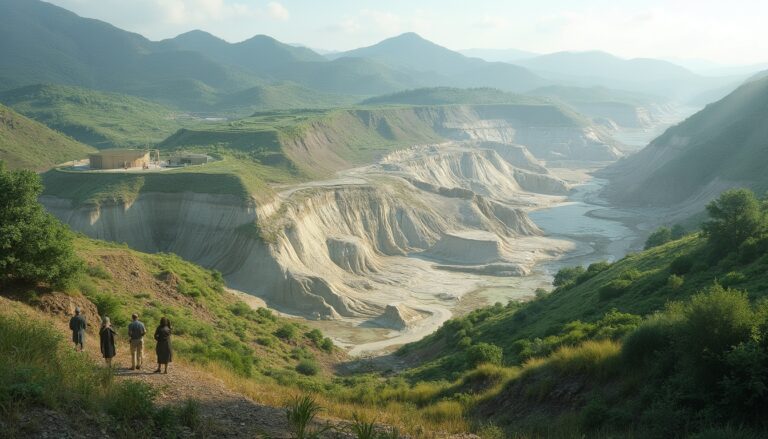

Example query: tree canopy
[702,188,766,255]
[0,162,81,288]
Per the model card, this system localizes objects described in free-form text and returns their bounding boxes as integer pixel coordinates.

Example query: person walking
[127,313,147,370]
[153,317,173,374]
[99,316,117,368]
[69,307,87,352]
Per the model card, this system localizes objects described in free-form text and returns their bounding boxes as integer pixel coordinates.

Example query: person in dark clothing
[69,307,87,352]
[99,316,117,368]
[154,317,173,374]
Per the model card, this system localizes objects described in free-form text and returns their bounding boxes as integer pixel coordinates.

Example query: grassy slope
[70,237,338,377]
[0,84,184,148]
[402,233,768,379]
[0,103,95,170]
[0,235,479,436]
[42,157,278,206]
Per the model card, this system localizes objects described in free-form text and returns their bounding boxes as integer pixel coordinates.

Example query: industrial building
[168,153,212,167]
[88,149,150,170]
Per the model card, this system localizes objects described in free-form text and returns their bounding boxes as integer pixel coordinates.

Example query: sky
[45,0,768,66]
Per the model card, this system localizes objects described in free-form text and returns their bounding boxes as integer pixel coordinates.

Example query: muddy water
[456,176,644,316]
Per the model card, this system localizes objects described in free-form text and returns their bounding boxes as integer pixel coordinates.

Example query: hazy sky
[46,0,768,65]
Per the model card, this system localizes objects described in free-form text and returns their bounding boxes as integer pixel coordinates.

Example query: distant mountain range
[515,51,736,100]
[459,48,539,63]
[0,0,742,113]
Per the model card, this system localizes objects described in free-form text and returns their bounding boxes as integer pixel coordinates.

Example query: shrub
[645,227,673,249]
[296,359,320,376]
[598,279,631,301]
[671,224,687,240]
[107,381,157,422]
[86,264,111,280]
[466,343,503,367]
[667,274,685,290]
[553,266,586,287]
[275,323,299,341]
[670,255,694,275]
[0,164,82,289]
[286,395,331,439]
[721,271,747,287]
[319,338,334,353]
[176,399,201,430]
[677,285,754,388]
[580,398,609,430]
[621,318,675,367]
[89,293,124,325]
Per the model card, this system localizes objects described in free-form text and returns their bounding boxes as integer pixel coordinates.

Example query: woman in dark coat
[99,316,117,367]
[154,317,173,374]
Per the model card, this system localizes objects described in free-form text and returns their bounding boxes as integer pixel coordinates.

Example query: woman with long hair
[153,317,173,374]
[99,316,117,368]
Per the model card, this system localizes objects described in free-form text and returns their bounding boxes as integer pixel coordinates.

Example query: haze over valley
[3,0,768,437]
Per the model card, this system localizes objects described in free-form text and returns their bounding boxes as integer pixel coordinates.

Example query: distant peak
[173,29,225,42]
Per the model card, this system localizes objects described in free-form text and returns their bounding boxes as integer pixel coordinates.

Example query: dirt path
[107,353,290,438]
[1,295,295,438]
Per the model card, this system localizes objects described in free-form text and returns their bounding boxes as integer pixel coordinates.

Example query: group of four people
[69,307,173,374]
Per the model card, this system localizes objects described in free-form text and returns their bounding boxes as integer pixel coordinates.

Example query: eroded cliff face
[43,142,571,323]
[270,105,622,176]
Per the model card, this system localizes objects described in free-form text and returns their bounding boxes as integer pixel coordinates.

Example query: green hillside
[603,76,768,206]
[0,84,184,148]
[362,87,547,105]
[0,103,95,170]
[389,188,768,437]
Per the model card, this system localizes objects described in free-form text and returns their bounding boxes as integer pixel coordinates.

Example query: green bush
[621,318,675,367]
[667,274,685,290]
[721,271,747,287]
[678,285,754,388]
[671,224,687,240]
[275,323,299,341]
[107,381,158,422]
[86,264,111,280]
[89,293,124,325]
[598,279,631,301]
[645,227,672,249]
[580,398,609,430]
[296,359,320,376]
[0,163,82,289]
[670,255,694,275]
[553,266,586,287]
[466,343,503,367]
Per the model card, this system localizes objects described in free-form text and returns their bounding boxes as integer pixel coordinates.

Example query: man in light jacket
[127,313,147,370]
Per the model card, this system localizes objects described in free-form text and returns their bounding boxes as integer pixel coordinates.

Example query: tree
[0,162,81,288]
[671,224,686,240]
[645,227,672,250]
[553,266,586,287]
[702,189,765,254]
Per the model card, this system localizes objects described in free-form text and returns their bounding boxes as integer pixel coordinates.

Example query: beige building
[89,149,150,170]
